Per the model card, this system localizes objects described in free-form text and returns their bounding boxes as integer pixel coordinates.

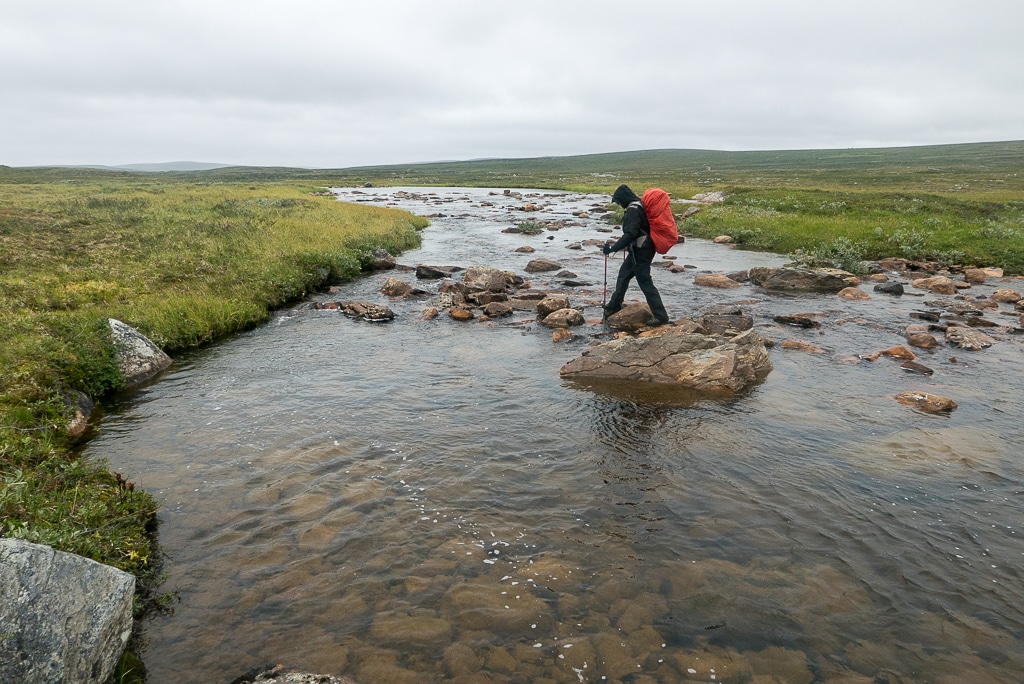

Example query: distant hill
[112,161,234,172]
[23,161,235,172]
[4,141,1021,192]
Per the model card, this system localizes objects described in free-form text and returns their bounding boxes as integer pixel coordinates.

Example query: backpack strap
[627,201,650,248]
[629,201,651,233]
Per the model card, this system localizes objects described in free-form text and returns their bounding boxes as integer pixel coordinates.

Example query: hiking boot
[645,317,668,327]
[603,306,620,320]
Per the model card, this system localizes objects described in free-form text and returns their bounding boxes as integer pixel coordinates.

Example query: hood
[611,184,641,208]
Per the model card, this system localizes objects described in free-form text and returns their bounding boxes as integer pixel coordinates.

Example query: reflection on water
[91,188,1024,682]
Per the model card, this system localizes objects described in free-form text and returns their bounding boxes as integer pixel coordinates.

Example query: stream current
[91,188,1024,683]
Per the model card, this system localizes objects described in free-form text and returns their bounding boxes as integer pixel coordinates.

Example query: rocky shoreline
[308,247,1022,418]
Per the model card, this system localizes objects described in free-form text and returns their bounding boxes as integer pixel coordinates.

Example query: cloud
[2,0,1022,166]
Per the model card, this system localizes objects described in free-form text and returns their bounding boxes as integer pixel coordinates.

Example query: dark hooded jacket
[608,184,650,253]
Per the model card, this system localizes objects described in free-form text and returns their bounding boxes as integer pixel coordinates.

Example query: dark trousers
[605,244,668,322]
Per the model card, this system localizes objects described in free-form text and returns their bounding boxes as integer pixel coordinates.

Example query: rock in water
[542,308,585,328]
[605,304,654,333]
[524,258,562,273]
[108,318,172,388]
[874,282,905,296]
[693,273,742,289]
[895,391,957,413]
[559,328,772,394]
[945,326,994,350]
[339,301,395,321]
[369,248,396,271]
[749,267,853,293]
[0,539,135,684]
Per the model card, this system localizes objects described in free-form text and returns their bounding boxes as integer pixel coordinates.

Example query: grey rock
[945,326,994,350]
[700,306,753,336]
[415,264,460,279]
[339,301,395,322]
[773,314,821,329]
[62,388,95,441]
[0,539,135,684]
[369,248,396,271]
[231,665,357,684]
[560,328,772,393]
[462,266,511,293]
[874,282,905,296]
[749,267,852,293]
[108,318,172,389]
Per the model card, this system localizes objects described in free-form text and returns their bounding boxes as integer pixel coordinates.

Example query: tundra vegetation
[0,174,425,593]
[0,140,1022,670]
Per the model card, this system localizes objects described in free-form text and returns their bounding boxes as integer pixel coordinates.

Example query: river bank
[92,187,1024,683]
[0,177,425,679]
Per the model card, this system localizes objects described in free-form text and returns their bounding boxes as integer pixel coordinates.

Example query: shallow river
[92,188,1024,683]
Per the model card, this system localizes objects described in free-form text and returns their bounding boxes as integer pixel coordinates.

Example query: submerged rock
[874,282,905,296]
[905,332,940,349]
[837,286,871,300]
[559,327,772,394]
[896,391,957,413]
[773,314,821,329]
[231,665,357,684]
[693,273,742,289]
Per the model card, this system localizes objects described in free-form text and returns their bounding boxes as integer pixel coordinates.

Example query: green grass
[681,187,1024,273]
[0,176,426,585]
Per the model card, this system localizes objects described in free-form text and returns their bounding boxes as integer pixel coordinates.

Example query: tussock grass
[0,176,425,581]
[682,188,1024,272]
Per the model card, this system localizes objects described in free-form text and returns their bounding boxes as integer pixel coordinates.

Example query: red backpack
[640,188,679,254]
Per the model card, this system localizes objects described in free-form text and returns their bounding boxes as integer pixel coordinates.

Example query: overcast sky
[2,0,1022,168]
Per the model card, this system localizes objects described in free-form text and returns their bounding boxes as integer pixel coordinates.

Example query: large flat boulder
[559,327,772,394]
[749,267,853,293]
[0,538,135,684]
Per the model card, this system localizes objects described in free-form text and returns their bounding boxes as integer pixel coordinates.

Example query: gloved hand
[602,243,613,255]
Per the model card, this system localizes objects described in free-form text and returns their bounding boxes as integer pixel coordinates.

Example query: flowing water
[91,188,1024,683]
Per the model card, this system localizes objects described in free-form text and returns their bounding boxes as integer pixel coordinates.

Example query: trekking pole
[603,253,608,307]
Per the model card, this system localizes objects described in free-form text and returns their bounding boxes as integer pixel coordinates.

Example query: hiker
[602,184,670,325]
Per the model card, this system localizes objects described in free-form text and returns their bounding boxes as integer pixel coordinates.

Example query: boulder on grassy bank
[0,539,135,684]
[108,318,172,389]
